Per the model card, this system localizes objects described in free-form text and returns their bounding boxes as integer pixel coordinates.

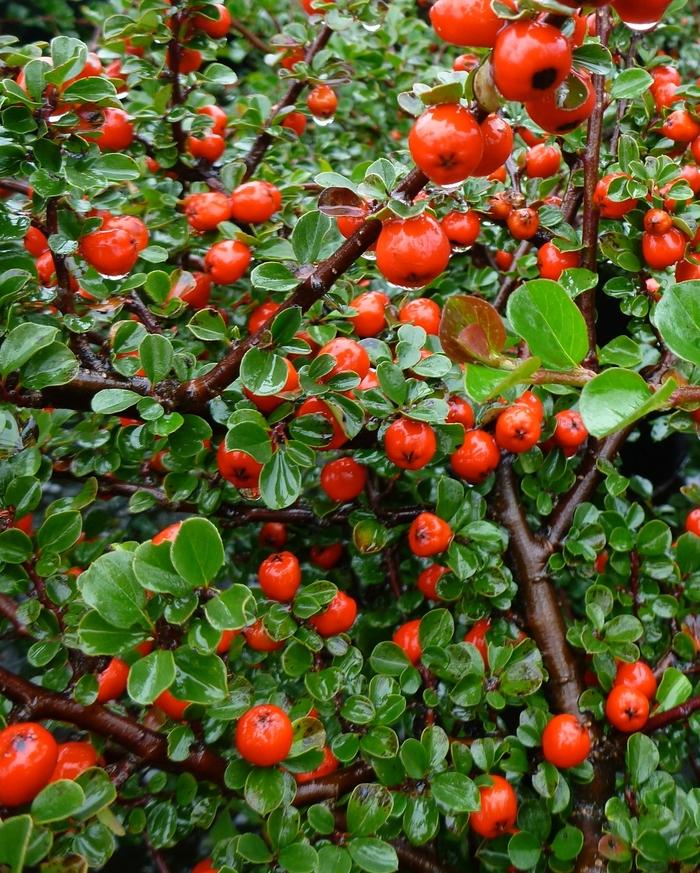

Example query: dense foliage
[0,1,699,872]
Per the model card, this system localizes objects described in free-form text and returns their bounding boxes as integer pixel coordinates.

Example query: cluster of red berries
[0,722,99,807]
[605,660,657,732]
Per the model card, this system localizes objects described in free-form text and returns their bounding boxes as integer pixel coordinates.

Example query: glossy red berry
[307,85,337,118]
[24,226,49,257]
[469,775,517,839]
[376,215,451,289]
[408,103,483,186]
[0,723,58,806]
[96,657,129,703]
[102,214,149,252]
[248,300,281,333]
[79,227,139,276]
[49,741,99,782]
[244,619,284,652]
[318,337,371,380]
[282,111,307,136]
[192,4,232,38]
[294,746,339,783]
[230,181,282,224]
[204,239,252,284]
[614,661,657,700]
[258,551,301,602]
[187,132,225,162]
[94,108,134,151]
[686,508,700,536]
[217,443,263,489]
[493,21,572,102]
[184,192,233,231]
[152,521,182,545]
[524,143,561,179]
[310,591,357,636]
[495,405,541,453]
[192,860,218,873]
[429,0,515,48]
[542,714,591,768]
[408,512,453,557]
[611,0,671,29]
[350,291,389,337]
[525,69,595,134]
[507,207,540,241]
[398,297,442,335]
[260,522,287,549]
[417,564,449,600]
[642,227,686,269]
[644,208,673,235]
[447,395,475,429]
[168,271,212,309]
[296,397,348,450]
[593,173,637,218]
[537,241,581,280]
[451,429,500,482]
[384,418,437,470]
[155,689,190,721]
[553,410,588,451]
[320,457,367,502]
[393,619,422,664]
[197,104,227,134]
[167,46,202,74]
[473,114,514,177]
[441,210,481,247]
[310,543,343,570]
[236,704,293,766]
[605,685,649,732]
[464,618,491,667]
[36,250,56,286]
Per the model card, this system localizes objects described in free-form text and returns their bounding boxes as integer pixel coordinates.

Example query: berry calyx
[376,214,451,289]
[495,404,542,454]
[384,417,437,470]
[493,21,572,103]
[605,685,650,732]
[217,443,263,489]
[230,181,282,224]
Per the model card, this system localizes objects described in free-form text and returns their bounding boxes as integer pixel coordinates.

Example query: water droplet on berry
[311,113,334,127]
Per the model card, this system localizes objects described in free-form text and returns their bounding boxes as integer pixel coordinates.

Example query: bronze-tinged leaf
[317,187,367,218]
[439,295,507,364]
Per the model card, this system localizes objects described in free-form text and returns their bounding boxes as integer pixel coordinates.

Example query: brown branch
[577,6,611,369]
[24,562,64,630]
[177,166,428,407]
[123,293,163,334]
[0,594,29,637]
[0,178,31,195]
[645,696,700,732]
[231,18,271,53]
[242,24,333,180]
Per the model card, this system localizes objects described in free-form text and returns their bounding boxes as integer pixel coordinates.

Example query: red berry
[605,685,649,732]
[446,395,475,429]
[187,132,225,162]
[642,227,686,270]
[49,741,99,782]
[296,397,348,450]
[307,85,337,118]
[96,657,129,702]
[393,619,422,664]
[541,714,591,768]
[469,775,517,839]
[260,522,287,549]
[197,104,227,134]
[473,114,514,177]
[417,564,449,600]
[429,0,515,48]
[408,103,483,186]
[217,443,263,489]
[385,418,437,470]
[79,227,139,276]
[451,429,500,482]
[258,551,301,602]
[495,405,541,453]
[441,210,481,247]
[244,620,284,652]
[464,618,491,667]
[294,746,339,783]
[152,521,182,545]
[24,225,49,257]
[398,297,442,335]
[493,21,572,103]
[408,512,453,557]
[94,108,134,151]
[0,723,58,806]
[310,543,343,570]
[593,173,637,219]
[230,181,282,224]
[537,241,581,280]
[184,192,233,231]
[155,689,190,721]
[318,337,371,380]
[553,410,588,451]
[376,215,451,289]
[309,591,357,636]
[350,291,388,337]
[192,4,232,38]
[507,207,540,241]
[614,661,657,700]
[320,457,367,502]
[525,69,594,135]
[685,508,700,536]
[168,271,212,309]
[236,704,293,766]
[204,239,252,284]
[524,143,561,179]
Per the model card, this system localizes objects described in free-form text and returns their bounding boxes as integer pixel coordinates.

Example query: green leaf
[91,389,142,414]
[550,825,584,861]
[291,210,332,263]
[654,280,700,366]
[244,768,287,815]
[655,666,692,712]
[201,63,238,85]
[278,843,318,873]
[31,780,85,824]
[62,76,117,102]
[204,584,257,631]
[240,349,288,395]
[20,342,79,389]
[170,517,224,587]
[127,650,175,705]
[78,550,149,629]
[347,784,394,836]
[506,280,588,370]
[172,646,227,703]
[251,262,299,292]
[625,733,659,787]
[0,323,58,376]
[140,334,173,383]
[430,772,479,813]
[0,529,33,563]
[610,68,654,99]
[579,369,677,437]
[465,358,542,403]
[0,815,32,873]
[508,831,542,870]
[37,509,81,554]
[260,450,302,509]
[93,153,141,181]
[78,612,147,656]
[347,838,398,873]
[133,541,191,596]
